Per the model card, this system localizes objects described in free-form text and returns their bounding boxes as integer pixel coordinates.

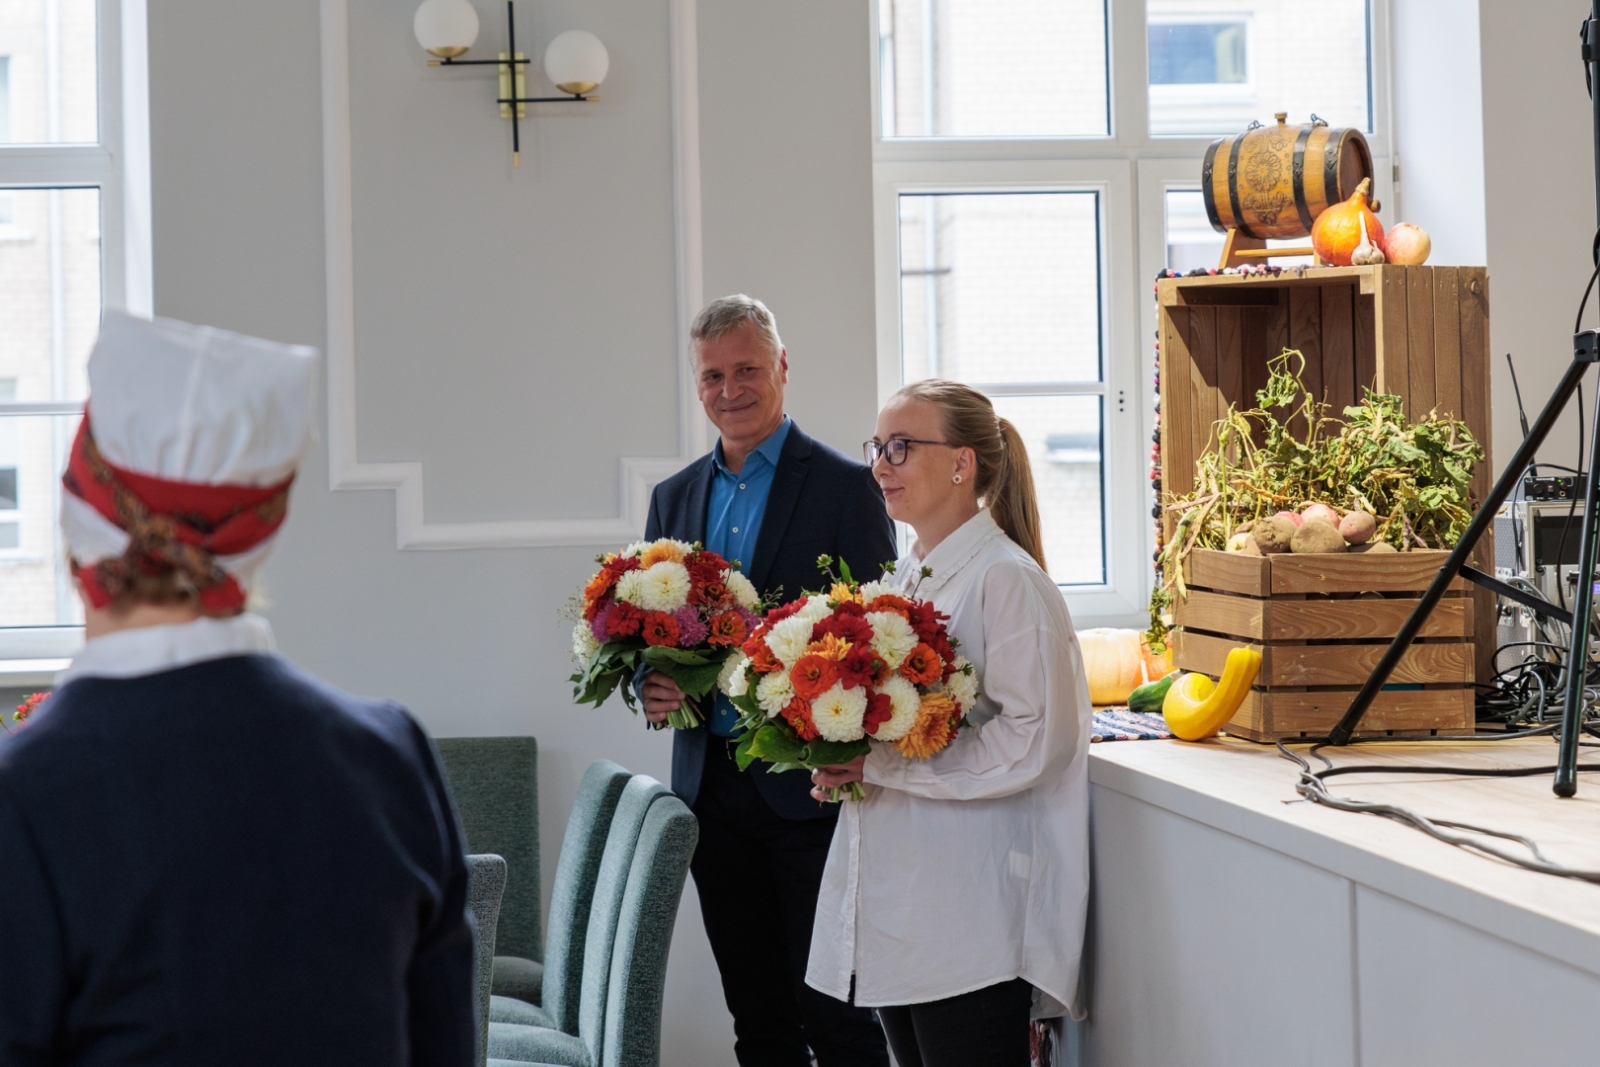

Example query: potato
[1240,535,1262,556]
[1301,503,1341,527]
[1225,531,1253,553]
[1338,510,1377,545]
[1253,516,1298,554]
[1274,510,1305,527]
[1290,519,1347,554]
[1350,540,1396,554]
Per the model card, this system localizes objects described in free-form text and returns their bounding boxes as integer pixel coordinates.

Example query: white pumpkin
[1078,627,1149,705]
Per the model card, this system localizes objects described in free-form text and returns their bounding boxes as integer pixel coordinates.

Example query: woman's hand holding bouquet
[719,556,977,800]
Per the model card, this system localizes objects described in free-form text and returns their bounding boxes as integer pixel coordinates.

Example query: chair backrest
[464,853,508,1067]
[541,759,633,1034]
[576,775,670,1064]
[602,796,699,1067]
[436,737,541,962]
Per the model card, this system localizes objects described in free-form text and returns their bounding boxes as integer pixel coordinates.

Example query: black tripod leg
[1555,407,1600,796]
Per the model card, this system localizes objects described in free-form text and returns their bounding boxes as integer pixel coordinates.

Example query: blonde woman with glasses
[805,379,1091,1067]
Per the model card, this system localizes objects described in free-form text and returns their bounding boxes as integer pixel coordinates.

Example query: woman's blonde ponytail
[893,379,1048,572]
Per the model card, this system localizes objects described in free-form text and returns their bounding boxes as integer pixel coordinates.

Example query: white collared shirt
[57,614,277,686]
[805,509,1092,1018]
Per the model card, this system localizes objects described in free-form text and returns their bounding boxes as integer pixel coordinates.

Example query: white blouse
[805,508,1092,1018]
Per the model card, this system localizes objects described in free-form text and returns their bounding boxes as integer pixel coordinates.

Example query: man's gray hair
[690,294,784,358]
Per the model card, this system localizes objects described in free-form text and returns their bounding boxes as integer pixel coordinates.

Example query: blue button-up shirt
[703,416,791,736]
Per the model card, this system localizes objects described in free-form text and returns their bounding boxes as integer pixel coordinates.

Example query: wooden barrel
[1202,113,1374,240]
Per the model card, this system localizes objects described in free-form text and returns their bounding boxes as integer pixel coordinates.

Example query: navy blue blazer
[0,654,475,1066]
[645,420,897,821]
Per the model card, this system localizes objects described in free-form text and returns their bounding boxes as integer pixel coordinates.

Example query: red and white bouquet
[570,539,770,729]
[720,557,977,800]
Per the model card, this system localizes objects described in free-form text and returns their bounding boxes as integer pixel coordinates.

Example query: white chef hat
[59,310,318,613]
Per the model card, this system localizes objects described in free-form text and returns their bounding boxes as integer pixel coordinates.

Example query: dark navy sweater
[0,654,474,1066]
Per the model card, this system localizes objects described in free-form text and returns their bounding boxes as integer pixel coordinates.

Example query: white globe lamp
[413,0,480,59]
[543,30,609,95]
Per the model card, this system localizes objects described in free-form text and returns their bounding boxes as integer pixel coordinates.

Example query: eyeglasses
[863,438,958,467]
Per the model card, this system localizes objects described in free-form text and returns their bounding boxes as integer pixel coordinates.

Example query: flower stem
[666,701,704,731]
[825,782,866,803]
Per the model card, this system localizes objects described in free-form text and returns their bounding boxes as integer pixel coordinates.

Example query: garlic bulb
[1350,210,1386,266]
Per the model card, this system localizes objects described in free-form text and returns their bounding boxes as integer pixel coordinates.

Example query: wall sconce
[413,0,609,168]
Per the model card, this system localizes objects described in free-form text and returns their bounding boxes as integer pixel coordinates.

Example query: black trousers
[876,977,1034,1067]
[690,738,889,1067]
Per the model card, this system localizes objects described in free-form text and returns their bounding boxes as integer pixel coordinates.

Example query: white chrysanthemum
[872,674,923,742]
[865,611,917,670]
[755,670,795,718]
[612,569,648,607]
[724,570,760,610]
[632,561,692,613]
[798,595,833,624]
[945,657,978,712]
[811,683,868,743]
[719,655,751,698]
[572,622,601,662]
[764,614,816,669]
[858,579,899,602]
[622,541,651,558]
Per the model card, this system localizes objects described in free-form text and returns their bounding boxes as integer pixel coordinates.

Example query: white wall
[146,2,874,1063]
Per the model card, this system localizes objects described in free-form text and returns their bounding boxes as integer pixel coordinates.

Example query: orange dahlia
[641,611,682,647]
[791,654,840,701]
[899,643,943,686]
[640,541,689,567]
[893,692,958,760]
[707,610,749,647]
[748,642,783,674]
[806,632,853,662]
[865,593,914,618]
[782,697,820,741]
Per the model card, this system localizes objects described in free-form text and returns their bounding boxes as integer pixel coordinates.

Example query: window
[0,0,147,659]
[874,0,1388,627]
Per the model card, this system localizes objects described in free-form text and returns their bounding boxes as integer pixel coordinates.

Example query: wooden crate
[1157,264,1494,684]
[1173,548,1476,741]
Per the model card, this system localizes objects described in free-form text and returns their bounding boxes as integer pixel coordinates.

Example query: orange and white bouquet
[720,556,977,800]
[569,538,771,729]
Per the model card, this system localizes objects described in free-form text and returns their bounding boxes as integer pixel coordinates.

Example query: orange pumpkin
[1080,628,1171,705]
[1311,178,1385,267]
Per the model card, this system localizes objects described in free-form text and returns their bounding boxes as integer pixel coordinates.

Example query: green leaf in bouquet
[729,689,764,721]
[573,665,627,709]
[667,659,727,701]
[640,645,719,668]
[747,724,806,765]
[765,761,806,775]
[838,557,854,584]
[733,730,759,771]
[802,738,870,768]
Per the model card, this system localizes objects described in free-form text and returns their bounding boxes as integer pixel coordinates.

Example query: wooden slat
[1406,267,1438,417]
[1266,550,1465,595]
[1176,591,1471,641]
[1431,266,1463,419]
[1354,292,1377,393]
[1287,287,1324,436]
[1174,629,1473,687]
[1184,549,1269,597]
[1374,265,1411,409]
[1157,265,1379,306]
[1214,306,1244,458]
[1459,267,1493,684]
[1160,306,1195,499]
[1320,284,1357,414]
[1189,306,1219,462]
[1226,687,1474,740]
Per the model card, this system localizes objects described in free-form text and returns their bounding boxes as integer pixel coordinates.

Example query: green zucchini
[1127,670,1180,713]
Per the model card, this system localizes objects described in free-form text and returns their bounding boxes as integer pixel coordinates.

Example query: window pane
[1164,187,1311,272]
[1148,0,1370,137]
[900,191,1102,385]
[0,411,83,625]
[0,0,99,144]
[880,0,1109,138]
[0,187,101,403]
[992,394,1104,585]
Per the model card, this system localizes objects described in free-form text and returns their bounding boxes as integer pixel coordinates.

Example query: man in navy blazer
[641,296,894,1067]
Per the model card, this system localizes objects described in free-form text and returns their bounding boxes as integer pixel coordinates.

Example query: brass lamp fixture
[413,0,609,167]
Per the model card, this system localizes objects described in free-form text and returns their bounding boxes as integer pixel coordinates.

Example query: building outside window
[0,0,148,671]
[872,0,1386,627]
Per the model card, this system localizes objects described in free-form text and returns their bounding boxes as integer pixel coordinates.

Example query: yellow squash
[1161,647,1263,741]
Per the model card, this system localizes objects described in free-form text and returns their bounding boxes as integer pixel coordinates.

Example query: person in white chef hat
[0,311,476,1066]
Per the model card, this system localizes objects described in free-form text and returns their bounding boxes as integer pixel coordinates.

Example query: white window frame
[870,0,1391,629]
[0,0,151,670]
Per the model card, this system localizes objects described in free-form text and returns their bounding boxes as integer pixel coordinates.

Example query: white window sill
[0,659,70,688]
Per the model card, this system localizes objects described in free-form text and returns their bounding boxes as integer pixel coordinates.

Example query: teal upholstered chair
[465,854,509,1067]
[436,737,543,1004]
[490,760,631,1030]
[486,776,691,1067]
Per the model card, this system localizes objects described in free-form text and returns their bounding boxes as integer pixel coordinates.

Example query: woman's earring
[953,474,963,485]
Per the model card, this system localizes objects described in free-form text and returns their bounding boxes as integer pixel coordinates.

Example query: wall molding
[318,0,705,550]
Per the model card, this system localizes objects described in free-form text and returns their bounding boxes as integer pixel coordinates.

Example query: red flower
[838,644,887,690]
[763,600,807,627]
[747,642,783,674]
[862,691,893,736]
[605,601,645,638]
[813,612,873,647]
[686,549,730,572]
[642,611,682,647]
[899,643,943,686]
[865,593,914,618]
[832,599,867,618]
[790,654,840,701]
[12,691,47,728]
[707,611,749,647]
[907,601,948,642]
[782,697,819,741]
[689,576,731,607]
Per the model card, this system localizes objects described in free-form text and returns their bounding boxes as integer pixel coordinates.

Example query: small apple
[1384,223,1432,266]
